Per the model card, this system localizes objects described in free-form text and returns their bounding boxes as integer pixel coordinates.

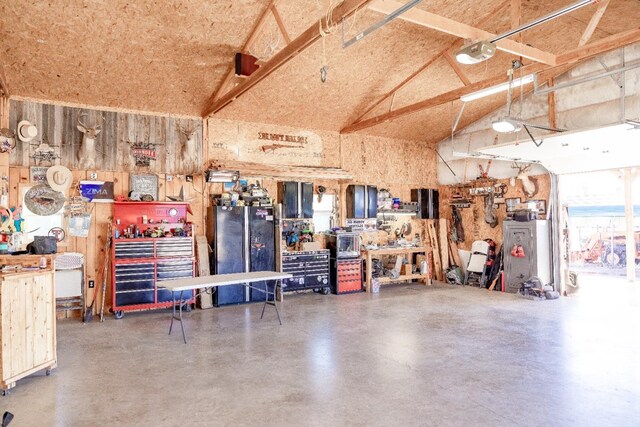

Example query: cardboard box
[302,241,323,251]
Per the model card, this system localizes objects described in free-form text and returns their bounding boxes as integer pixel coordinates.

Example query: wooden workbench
[363,246,431,292]
[0,255,57,395]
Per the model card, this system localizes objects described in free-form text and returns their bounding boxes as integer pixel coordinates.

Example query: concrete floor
[2,282,639,426]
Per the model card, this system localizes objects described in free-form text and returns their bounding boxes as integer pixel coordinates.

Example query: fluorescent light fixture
[492,117,522,133]
[455,41,496,64]
[205,169,239,183]
[461,74,534,102]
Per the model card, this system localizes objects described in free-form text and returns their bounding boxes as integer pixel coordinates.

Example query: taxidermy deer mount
[512,162,538,198]
[77,113,105,170]
[177,121,198,174]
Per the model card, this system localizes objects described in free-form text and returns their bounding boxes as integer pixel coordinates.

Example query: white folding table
[158,271,292,344]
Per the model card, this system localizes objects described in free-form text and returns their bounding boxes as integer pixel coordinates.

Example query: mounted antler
[511,162,538,198]
[176,120,198,174]
[77,113,105,169]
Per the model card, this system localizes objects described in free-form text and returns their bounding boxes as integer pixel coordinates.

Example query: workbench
[363,246,431,292]
[0,255,57,395]
[159,271,292,344]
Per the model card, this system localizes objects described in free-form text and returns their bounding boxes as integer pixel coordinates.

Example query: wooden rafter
[510,0,522,44]
[271,5,291,44]
[0,63,8,97]
[340,28,640,134]
[351,0,509,123]
[548,77,557,129]
[368,0,556,65]
[203,0,376,117]
[211,0,281,103]
[443,52,471,86]
[579,0,611,47]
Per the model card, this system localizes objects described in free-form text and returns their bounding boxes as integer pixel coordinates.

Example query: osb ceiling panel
[1,0,638,144]
[0,0,271,116]
[215,8,457,131]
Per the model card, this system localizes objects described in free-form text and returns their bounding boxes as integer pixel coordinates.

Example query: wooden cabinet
[0,267,57,394]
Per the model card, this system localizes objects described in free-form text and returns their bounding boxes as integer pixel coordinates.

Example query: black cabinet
[411,189,439,219]
[346,185,377,219]
[279,181,314,219]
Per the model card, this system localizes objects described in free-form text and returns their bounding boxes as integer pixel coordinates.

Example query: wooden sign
[29,166,49,183]
[130,174,159,201]
[129,141,158,167]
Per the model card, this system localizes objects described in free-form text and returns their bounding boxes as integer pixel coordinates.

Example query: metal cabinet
[281,250,330,292]
[503,220,552,293]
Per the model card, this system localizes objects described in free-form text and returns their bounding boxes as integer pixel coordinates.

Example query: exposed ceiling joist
[340,28,640,134]
[444,52,472,85]
[211,0,282,103]
[271,5,292,45]
[510,0,522,43]
[578,0,611,46]
[202,0,376,117]
[351,0,509,123]
[0,63,8,97]
[368,0,556,65]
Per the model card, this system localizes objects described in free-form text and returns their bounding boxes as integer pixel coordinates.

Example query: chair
[465,240,490,287]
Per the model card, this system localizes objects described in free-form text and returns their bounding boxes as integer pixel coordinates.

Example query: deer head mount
[176,121,198,174]
[512,162,538,198]
[77,113,105,169]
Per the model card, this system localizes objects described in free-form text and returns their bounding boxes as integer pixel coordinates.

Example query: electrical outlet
[166,175,173,182]
[88,280,95,288]
[89,172,98,180]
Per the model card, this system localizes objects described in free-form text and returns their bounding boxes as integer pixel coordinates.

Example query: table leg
[169,292,176,335]
[261,280,283,325]
[366,253,372,292]
[178,290,187,344]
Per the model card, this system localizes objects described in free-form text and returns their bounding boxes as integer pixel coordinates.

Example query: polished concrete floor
[2,281,639,426]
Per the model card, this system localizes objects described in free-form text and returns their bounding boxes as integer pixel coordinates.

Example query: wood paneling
[8,100,202,175]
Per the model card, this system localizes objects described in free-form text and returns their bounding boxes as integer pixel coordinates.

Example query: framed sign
[505,198,521,213]
[130,174,159,201]
[30,166,49,183]
[530,199,546,215]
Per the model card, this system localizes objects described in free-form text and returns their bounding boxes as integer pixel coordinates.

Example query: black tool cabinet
[281,250,330,293]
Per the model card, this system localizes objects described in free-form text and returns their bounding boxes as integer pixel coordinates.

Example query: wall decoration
[176,121,199,174]
[30,166,49,183]
[79,181,114,203]
[8,100,202,174]
[0,128,16,153]
[24,185,66,216]
[76,113,105,170]
[505,198,521,213]
[530,199,546,216]
[68,213,91,238]
[128,140,158,167]
[130,174,158,201]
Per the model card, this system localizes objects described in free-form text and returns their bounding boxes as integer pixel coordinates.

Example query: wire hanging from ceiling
[316,0,354,83]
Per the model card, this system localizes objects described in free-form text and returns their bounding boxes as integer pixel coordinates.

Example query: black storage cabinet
[411,188,439,219]
[346,185,377,219]
[279,181,314,219]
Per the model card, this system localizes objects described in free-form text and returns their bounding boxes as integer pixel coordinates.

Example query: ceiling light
[492,117,522,133]
[461,74,534,102]
[455,41,496,65]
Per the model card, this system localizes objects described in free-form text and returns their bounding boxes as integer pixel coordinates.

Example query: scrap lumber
[195,236,213,309]
[448,237,464,268]
[427,221,443,281]
[438,219,450,272]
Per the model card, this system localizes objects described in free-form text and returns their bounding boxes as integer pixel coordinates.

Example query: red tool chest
[331,258,363,294]
[110,202,195,319]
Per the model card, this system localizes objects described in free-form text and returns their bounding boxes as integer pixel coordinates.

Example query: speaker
[411,189,439,219]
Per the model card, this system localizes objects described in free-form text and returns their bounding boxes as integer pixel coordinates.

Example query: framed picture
[505,197,521,212]
[130,174,159,201]
[531,199,546,215]
[30,166,49,183]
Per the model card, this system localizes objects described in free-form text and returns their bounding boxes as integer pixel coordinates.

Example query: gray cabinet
[503,220,552,293]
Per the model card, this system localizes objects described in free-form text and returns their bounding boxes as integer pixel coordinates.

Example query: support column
[624,168,636,282]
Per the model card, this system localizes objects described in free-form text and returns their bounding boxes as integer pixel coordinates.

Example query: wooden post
[624,168,636,282]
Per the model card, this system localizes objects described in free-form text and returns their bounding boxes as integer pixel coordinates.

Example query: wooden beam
[557,27,640,65]
[341,29,640,134]
[351,0,509,123]
[271,5,292,45]
[0,64,8,97]
[203,0,375,117]
[368,0,556,65]
[211,0,281,103]
[444,51,472,86]
[548,77,557,129]
[510,0,522,44]
[578,0,611,47]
